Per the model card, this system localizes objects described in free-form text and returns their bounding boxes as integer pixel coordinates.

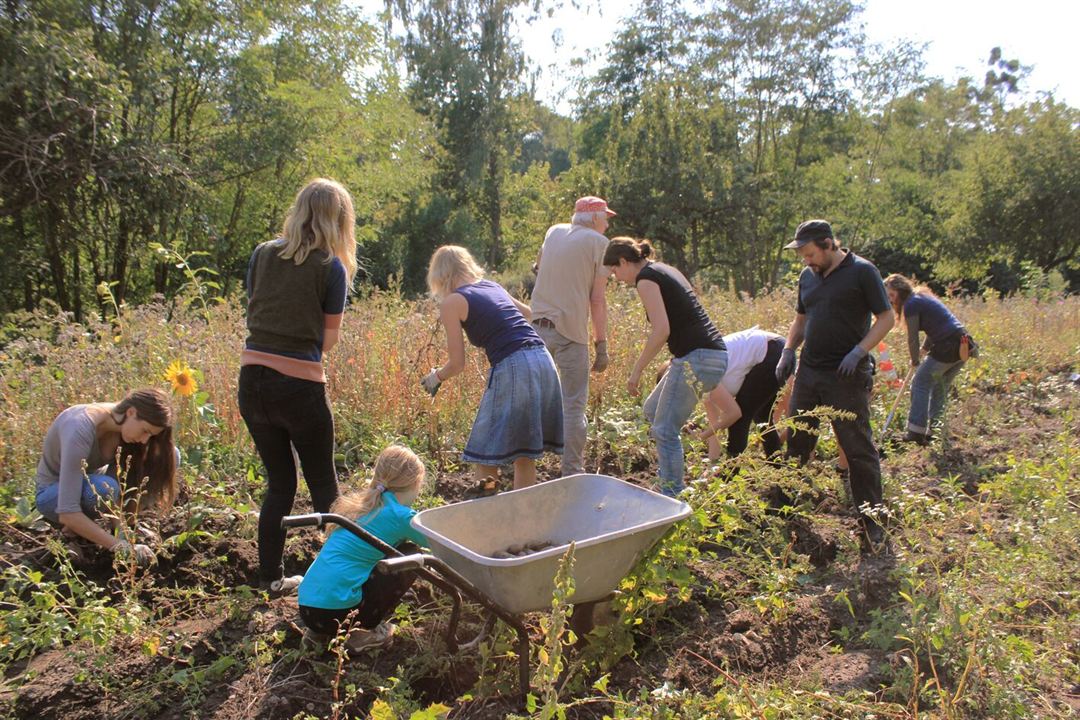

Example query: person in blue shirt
[884,274,978,446]
[298,444,428,654]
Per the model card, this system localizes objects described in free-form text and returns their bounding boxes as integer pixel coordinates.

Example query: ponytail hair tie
[372,482,386,494]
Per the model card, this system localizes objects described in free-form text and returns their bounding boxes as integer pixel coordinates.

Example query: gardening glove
[420,368,442,397]
[775,347,797,384]
[837,345,868,377]
[113,540,156,568]
[591,340,610,372]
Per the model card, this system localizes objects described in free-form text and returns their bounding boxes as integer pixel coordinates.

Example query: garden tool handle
[880,365,917,442]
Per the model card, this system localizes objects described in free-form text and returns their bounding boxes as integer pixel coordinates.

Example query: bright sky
[515,0,1078,114]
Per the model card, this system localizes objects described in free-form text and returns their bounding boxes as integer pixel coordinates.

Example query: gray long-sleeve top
[34,405,110,515]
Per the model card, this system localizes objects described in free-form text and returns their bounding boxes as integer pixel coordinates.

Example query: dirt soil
[1,371,1077,719]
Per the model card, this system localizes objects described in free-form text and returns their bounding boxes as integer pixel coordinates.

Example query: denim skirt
[462,345,564,465]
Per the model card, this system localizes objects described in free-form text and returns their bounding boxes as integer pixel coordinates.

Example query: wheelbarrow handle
[376,554,427,574]
[281,513,325,528]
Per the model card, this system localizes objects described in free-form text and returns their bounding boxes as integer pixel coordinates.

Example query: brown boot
[901,430,931,446]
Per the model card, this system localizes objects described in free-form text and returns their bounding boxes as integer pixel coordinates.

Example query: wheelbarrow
[282,474,691,693]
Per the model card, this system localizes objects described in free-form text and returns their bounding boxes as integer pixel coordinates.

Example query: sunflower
[164,360,198,397]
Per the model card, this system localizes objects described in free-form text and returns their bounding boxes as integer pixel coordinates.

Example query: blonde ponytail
[329,445,425,530]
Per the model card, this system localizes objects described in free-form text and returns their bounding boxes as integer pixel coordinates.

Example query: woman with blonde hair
[422,245,563,491]
[884,273,978,445]
[298,444,428,653]
[239,178,356,594]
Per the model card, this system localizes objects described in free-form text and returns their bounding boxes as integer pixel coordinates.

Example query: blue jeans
[907,357,965,434]
[643,348,728,495]
[36,474,121,524]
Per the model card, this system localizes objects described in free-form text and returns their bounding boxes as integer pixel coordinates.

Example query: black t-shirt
[796,251,890,371]
[635,263,725,359]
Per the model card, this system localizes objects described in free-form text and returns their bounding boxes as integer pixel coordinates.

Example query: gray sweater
[35,405,110,515]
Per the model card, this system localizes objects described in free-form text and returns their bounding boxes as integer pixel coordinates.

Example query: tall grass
[2,288,1077,498]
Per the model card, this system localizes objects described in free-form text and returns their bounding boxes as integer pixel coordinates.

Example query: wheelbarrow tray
[411,474,691,614]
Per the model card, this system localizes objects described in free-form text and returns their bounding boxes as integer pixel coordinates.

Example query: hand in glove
[591,340,610,373]
[421,369,442,397]
[837,345,868,377]
[775,347,797,384]
[113,539,156,567]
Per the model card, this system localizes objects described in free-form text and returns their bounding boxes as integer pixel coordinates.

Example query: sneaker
[262,574,304,596]
[345,622,396,655]
[860,520,889,555]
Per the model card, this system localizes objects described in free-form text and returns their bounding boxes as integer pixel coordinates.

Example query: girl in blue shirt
[298,444,428,653]
[884,274,978,445]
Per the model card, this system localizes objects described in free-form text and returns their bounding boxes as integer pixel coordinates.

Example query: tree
[939,99,1080,280]
[388,0,533,268]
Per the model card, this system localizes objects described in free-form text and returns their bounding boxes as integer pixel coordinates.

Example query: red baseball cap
[574,196,616,216]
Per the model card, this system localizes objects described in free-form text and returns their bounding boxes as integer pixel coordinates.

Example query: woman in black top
[604,237,728,496]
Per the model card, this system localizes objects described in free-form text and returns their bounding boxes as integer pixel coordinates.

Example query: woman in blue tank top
[884,274,978,445]
[422,245,563,490]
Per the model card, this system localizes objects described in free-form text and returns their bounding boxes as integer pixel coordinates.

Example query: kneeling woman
[423,245,563,489]
[34,388,178,565]
[604,237,727,496]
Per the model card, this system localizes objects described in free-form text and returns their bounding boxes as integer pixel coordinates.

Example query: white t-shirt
[719,328,783,395]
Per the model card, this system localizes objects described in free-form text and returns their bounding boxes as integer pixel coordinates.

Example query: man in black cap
[775,219,895,548]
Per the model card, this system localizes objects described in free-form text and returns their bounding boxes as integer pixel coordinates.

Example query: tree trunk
[113,215,130,305]
[42,203,70,311]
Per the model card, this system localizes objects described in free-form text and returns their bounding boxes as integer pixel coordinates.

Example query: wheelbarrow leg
[515,623,530,697]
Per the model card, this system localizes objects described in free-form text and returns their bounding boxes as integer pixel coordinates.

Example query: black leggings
[726,338,785,458]
[238,365,340,583]
[299,542,421,633]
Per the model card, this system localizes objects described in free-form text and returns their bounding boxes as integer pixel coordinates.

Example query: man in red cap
[530,196,615,476]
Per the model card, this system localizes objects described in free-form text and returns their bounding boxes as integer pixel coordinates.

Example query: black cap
[785,219,833,249]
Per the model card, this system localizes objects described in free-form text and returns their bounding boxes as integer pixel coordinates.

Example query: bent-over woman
[423,245,562,490]
[603,237,727,496]
[884,274,978,445]
[34,388,178,565]
[696,327,786,460]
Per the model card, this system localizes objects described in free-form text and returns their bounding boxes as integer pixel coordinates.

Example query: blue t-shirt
[298,492,427,610]
[902,293,965,346]
[455,280,544,366]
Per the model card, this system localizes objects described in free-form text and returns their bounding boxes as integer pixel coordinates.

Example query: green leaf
[369,699,395,720]
[409,704,451,720]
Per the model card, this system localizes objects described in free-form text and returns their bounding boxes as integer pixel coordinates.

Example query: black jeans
[785,363,883,518]
[727,338,785,458]
[238,365,340,583]
[298,542,422,633]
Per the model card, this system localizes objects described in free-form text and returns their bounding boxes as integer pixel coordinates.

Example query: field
[0,286,1077,719]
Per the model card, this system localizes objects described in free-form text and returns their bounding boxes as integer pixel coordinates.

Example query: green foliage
[0,543,143,673]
